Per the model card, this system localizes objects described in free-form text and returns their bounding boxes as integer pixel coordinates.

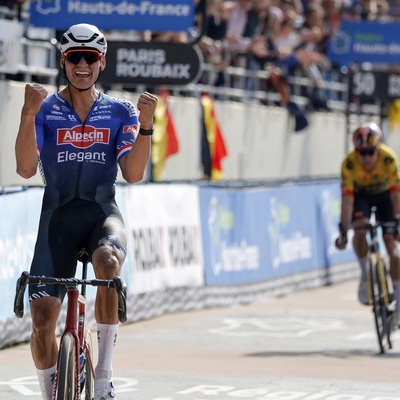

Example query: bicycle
[13,249,128,400]
[343,208,397,353]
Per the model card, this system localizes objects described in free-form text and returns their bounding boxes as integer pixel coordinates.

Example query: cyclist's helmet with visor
[352,122,382,149]
[60,23,107,55]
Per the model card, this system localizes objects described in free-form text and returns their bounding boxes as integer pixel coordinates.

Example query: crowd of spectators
[1,0,399,131]
[195,0,400,131]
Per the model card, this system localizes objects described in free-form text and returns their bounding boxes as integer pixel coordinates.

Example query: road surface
[0,278,399,399]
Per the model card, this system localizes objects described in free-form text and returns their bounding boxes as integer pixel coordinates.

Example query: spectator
[198,0,233,85]
[321,0,341,51]
[224,0,255,53]
[198,0,231,66]
[249,1,310,131]
[360,0,378,19]
[375,0,393,20]
[293,4,331,108]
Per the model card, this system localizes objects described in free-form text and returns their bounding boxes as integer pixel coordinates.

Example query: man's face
[61,49,106,89]
[355,146,379,171]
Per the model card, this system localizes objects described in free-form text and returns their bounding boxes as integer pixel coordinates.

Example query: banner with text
[328,21,400,66]
[263,185,324,279]
[29,0,194,31]
[199,183,355,286]
[123,184,204,294]
[199,188,271,285]
[100,41,203,86]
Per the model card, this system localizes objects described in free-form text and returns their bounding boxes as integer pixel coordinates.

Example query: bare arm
[340,194,354,228]
[119,92,158,184]
[15,83,48,179]
[335,194,354,249]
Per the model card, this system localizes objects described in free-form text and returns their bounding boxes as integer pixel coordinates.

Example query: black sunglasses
[64,50,102,65]
[357,147,377,156]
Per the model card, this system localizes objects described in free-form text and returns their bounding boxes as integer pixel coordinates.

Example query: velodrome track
[0,279,399,400]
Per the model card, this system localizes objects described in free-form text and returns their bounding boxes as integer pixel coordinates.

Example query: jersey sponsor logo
[58,150,107,164]
[346,159,354,170]
[89,115,112,122]
[384,156,394,165]
[113,97,137,117]
[46,115,66,120]
[93,110,112,114]
[57,125,110,149]
[94,105,112,111]
[123,124,138,134]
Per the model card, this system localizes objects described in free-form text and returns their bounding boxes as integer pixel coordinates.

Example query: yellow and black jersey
[341,144,400,196]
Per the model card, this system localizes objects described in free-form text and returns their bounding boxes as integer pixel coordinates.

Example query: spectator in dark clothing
[198,0,233,85]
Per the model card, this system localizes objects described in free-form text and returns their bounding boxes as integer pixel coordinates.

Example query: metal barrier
[0,28,383,120]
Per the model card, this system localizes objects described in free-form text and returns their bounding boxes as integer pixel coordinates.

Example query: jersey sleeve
[341,156,354,196]
[115,99,139,162]
[387,152,400,192]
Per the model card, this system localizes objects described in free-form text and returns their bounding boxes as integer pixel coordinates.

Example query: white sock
[96,323,118,381]
[36,365,56,400]
[358,256,368,280]
[392,280,400,321]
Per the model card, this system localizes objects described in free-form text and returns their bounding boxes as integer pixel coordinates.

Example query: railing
[0,30,385,119]
[17,36,58,84]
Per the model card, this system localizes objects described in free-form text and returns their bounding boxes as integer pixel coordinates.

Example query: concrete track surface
[0,279,399,399]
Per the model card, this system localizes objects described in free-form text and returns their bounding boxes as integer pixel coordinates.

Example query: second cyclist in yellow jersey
[335,122,400,326]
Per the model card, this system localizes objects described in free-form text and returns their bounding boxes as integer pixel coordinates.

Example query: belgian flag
[151,90,179,181]
[200,94,228,180]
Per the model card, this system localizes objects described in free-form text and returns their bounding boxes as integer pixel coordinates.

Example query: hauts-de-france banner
[29,0,194,32]
[328,20,400,66]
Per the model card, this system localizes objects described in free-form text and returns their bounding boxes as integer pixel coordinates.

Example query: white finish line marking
[208,317,344,337]
[0,376,138,395]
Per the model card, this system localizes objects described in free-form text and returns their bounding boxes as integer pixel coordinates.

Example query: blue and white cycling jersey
[35,92,138,209]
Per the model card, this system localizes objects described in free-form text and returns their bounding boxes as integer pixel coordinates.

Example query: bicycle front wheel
[377,257,396,350]
[369,256,391,353]
[82,328,94,399]
[54,332,77,400]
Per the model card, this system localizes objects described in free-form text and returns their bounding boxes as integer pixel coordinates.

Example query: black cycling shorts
[353,190,395,233]
[29,198,127,302]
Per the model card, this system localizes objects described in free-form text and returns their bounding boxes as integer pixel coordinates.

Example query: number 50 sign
[349,70,400,103]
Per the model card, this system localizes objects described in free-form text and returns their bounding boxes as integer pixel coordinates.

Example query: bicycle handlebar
[14,272,127,323]
[344,220,398,233]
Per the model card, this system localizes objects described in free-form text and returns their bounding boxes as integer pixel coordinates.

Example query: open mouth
[74,71,90,78]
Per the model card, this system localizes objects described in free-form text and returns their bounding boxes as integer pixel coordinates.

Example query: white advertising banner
[124,184,204,294]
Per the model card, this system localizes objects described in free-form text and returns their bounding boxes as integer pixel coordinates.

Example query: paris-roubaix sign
[99,41,203,86]
[29,0,194,32]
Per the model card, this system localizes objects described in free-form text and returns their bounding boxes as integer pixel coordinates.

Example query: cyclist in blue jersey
[15,23,157,400]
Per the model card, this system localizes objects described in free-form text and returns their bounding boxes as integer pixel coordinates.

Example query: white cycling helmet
[60,23,107,54]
